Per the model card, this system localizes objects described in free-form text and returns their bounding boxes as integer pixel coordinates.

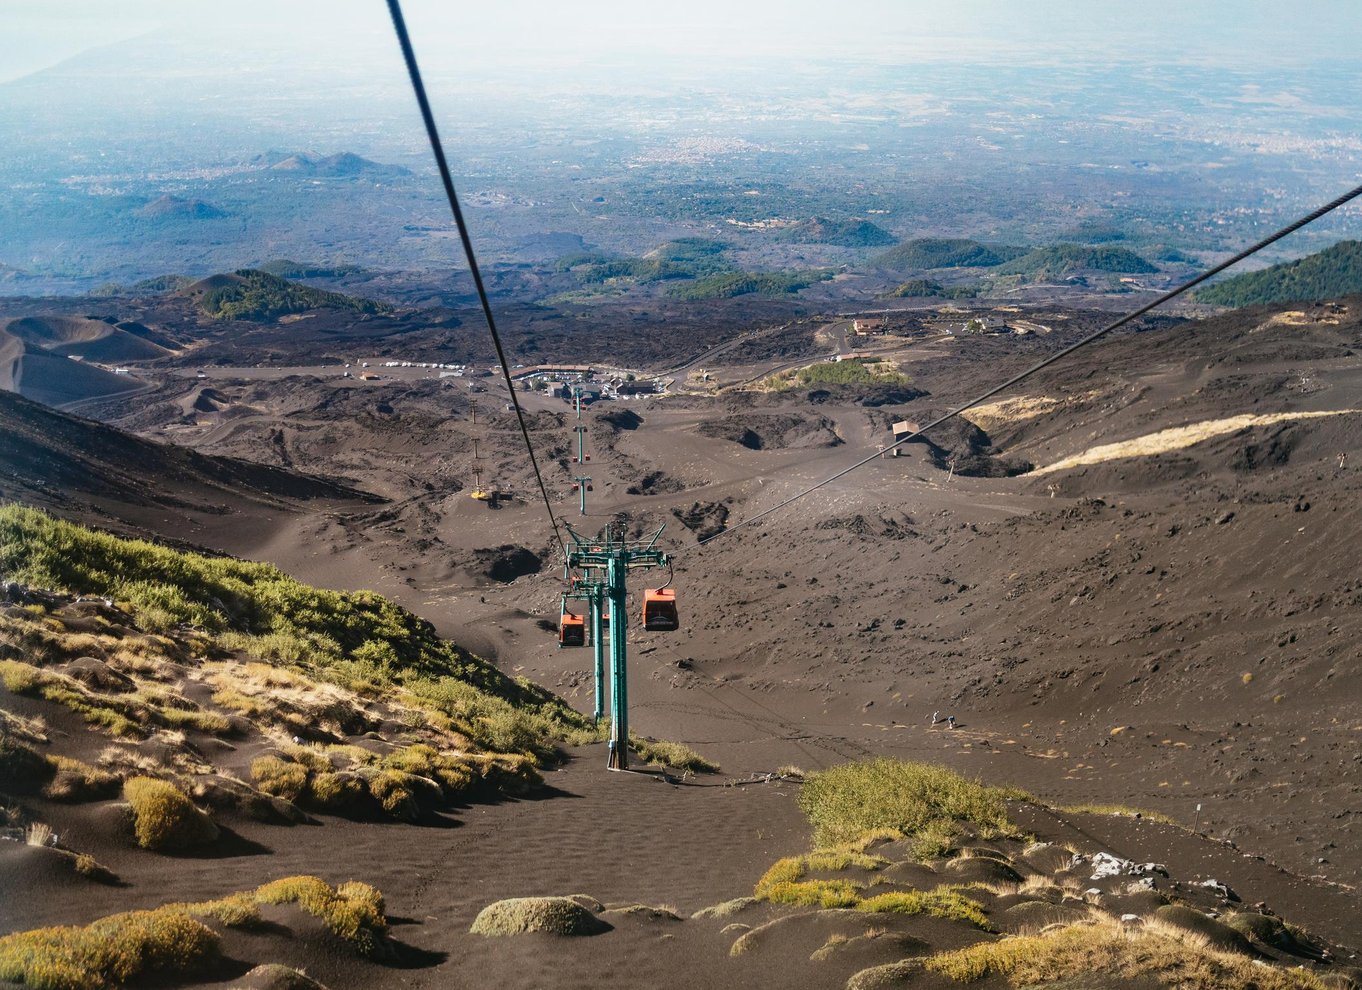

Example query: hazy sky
[5,0,1362,85]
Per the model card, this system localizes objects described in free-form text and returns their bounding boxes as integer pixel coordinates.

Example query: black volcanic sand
[4,296,1362,987]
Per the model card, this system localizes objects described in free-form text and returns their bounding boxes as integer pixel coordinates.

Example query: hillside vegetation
[876,238,1026,270]
[0,505,589,760]
[995,243,1156,277]
[196,269,387,321]
[889,278,978,299]
[763,359,911,390]
[1195,240,1362,307]
[775,217,896,248]
[666,269,835,300]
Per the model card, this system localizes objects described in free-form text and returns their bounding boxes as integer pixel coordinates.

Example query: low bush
[470,896,608,937]
[251,756,310,803]
[309,771,369,813]
[0,909,218,990]
[255,876,388,955]
[123,776,219,851]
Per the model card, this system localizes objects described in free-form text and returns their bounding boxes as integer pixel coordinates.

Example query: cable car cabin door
[641,588,679,632]
[559,611,586,647]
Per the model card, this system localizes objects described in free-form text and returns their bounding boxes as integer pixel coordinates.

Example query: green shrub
[309,771,369,813]
[470,896,608,936]
[0,658,44,694]
[255,876,388,955]
[123,776,219,850]
[0,909,218,990]
[171,894,262,928]
[798,758,1018,849]
[250,756,310,803]
[365,770,420,820]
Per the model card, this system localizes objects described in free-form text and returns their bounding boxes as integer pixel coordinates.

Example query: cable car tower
[467,398,492,502]
[570,386,590,515]
[563,522,674,770]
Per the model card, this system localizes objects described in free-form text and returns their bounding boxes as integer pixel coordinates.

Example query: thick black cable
[701,181,1362,546]
[386,0,567,557]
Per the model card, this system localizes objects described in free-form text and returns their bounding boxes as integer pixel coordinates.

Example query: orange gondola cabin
[641,588,679,632]
[559,610,585,647]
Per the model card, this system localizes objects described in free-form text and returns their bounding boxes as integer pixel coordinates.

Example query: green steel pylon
[564,522,669,770]
[562,579,607,720]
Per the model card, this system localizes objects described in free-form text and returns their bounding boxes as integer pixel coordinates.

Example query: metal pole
[591,589,605,722]
[575,476,590,516]
[606,549,629,770]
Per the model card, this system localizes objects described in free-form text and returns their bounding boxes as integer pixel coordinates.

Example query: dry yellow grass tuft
[255,876,388,955]
[0,909,218,990]
[1030,410,1358,476]
[122,776,219,851]
[923,920,1329,988]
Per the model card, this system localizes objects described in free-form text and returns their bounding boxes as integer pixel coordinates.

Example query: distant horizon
[7,0,1362,87]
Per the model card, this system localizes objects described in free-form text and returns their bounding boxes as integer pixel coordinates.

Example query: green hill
[776,218,897,248]
[888,279,978,299]
[995,243,1157,278]
[876,238,1026,270]
[1195,240,1362,307]
[665,269,835,300]
[554,239,735,286]
[189,269,387,321]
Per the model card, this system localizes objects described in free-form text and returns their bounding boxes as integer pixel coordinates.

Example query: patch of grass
[923,921,1329,988]
[44,754,120,801]
[252,756,310,802]
[1056,802,1176,825]
[169,894,263,928]
[630,736,720,773]
[858,888,991,929]
[0,506,594,787]
[123,776,219,851]
[0,506,582,730]
[7,664,145,739]
[364,769,422,821]
[0,658,50,694]
[797,758,1020,850]
[762,360,912,392]
[0,909,218,990]
[0,731,56,794]
[469,896,608,937]
[691,897,758,920]
[754,850,885,907]
[309,771,369,813]
[255,876,388,955]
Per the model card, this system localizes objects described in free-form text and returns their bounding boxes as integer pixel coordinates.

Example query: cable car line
[698,180,1362,547]
[386,0,567,558]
